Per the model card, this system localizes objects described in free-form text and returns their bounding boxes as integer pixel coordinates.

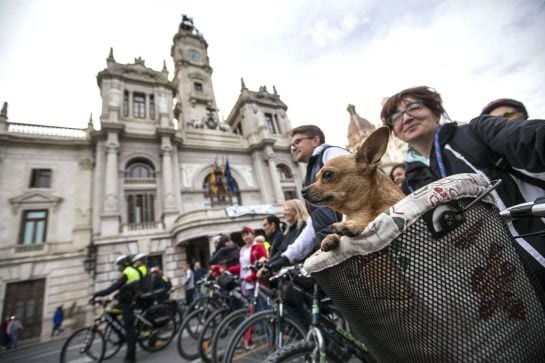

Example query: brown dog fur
[303,126,405,251]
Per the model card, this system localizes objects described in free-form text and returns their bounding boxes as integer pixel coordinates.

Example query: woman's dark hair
[215,234,230,250]
[265,215,281,229]
[389,163,406,182]
[381,86,446,130]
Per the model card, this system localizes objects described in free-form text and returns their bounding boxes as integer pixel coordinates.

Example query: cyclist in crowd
[389,163,407,192]
[263,214,285,259]
[228,226,268,309]
[274,199,310,261]
[209,234,239,268]
[193,261,207,299]
[480,98,529,121]
[267,125,350,270]
[150,266,172,302]
[380,86,545,289]
[91,255,140,363]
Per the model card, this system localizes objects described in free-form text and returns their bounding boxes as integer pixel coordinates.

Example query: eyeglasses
[387,100,425,127]
[290,136,315,150]
[500,110,520,120]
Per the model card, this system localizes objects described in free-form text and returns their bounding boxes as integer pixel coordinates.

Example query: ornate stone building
[345,104,407,172]
[0,16,304,341]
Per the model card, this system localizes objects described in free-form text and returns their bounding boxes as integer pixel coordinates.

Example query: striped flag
[209,163,218,195]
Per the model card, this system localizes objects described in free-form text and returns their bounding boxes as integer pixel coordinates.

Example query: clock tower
[171,15,220,129]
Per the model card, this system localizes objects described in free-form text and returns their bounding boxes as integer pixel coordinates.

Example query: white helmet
[131,253,146,263]
[115,254,130,266]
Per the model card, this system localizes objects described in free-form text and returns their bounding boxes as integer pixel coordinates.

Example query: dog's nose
[301,186,310,199]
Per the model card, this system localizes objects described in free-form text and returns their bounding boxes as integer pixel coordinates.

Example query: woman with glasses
[380,85,545,290]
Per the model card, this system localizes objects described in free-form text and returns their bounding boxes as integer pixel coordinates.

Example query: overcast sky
[1,0,544,148]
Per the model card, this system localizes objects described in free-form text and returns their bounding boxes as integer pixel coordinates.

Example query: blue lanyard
[434,125,447,178]
[407,125,446,194]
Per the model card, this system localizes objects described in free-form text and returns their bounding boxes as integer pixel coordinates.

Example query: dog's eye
[322,171,334,181]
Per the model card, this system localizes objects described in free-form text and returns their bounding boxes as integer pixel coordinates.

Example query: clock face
[188,49,201,61]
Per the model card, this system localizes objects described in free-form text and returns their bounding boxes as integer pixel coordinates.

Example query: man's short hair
[290,125,325,144]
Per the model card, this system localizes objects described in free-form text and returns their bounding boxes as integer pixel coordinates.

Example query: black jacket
[267,228,286,259]
[269,221,306,261]
[403,117,545,285]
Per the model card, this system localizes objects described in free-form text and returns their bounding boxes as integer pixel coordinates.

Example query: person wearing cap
[228,226,268,304]
[381,86,545,290]
[481,98,529,121]
[91,255,140,363]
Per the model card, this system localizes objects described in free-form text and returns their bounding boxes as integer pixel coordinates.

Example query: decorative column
[265,145,284,204]
[161,136,179,226]
[100,132,120,235]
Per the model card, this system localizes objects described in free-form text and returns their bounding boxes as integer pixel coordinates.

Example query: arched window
[277,164,293,181]
[125,158,155,182]
[203,168,240,207]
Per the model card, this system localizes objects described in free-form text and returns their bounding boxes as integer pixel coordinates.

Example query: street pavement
[0,335,197,363]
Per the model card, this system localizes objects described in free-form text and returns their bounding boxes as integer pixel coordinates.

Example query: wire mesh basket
[304,174,545,361]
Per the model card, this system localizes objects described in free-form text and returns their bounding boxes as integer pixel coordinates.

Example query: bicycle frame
[306,283,371,363]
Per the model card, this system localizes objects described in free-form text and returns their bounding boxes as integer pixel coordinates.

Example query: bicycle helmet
[115,254,130,266]
[131,253,146,263]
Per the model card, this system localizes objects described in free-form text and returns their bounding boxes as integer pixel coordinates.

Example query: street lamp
[83,244,97,277]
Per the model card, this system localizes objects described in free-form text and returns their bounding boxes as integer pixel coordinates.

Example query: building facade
[0,16,304,341]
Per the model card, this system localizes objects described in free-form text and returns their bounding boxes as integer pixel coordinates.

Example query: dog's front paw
[331,221,364,237]
[321,234,341,252]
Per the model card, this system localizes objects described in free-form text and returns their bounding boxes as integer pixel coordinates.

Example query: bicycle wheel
[223,310,306,363]
[264,340,317,363]
[198,307,229,363]
[177,307,212,360]
[97,321,124,360]
[137,306,176,352]
[210,308,248,363]
[60,326,105,363]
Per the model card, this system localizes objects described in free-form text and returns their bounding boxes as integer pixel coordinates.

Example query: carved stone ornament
[9,190,63,214]
[108,88,121,108]
[180,163,201,188]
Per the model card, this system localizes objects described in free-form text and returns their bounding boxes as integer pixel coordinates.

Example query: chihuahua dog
[303,126,405,252]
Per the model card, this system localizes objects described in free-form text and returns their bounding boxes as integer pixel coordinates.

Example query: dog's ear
[355,126,390,168]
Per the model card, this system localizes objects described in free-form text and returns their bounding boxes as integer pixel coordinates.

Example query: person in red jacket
[228,226,268,308]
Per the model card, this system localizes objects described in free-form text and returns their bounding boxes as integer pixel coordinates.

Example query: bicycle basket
[304,173,545,361]
[218,272,237,291]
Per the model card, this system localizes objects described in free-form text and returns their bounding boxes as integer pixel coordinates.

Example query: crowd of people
[382,88,544,289]
[91,97,543,361]
[4,89,540,361]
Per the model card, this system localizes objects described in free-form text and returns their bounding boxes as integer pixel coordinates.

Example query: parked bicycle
[60,298,176,362]
[222,264,309,363]
[264,281,374,363]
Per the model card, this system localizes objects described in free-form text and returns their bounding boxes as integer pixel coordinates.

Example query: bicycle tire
[223,310,306,363]
[198,306,229,363]
[264,340,317,363]
[60,326,106,363]
[177,307,211,360]
[210,308,248,363]
[137,306,176,352]
[97,320,124,360]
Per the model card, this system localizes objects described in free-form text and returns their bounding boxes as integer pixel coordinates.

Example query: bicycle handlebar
[500,195,545,219]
